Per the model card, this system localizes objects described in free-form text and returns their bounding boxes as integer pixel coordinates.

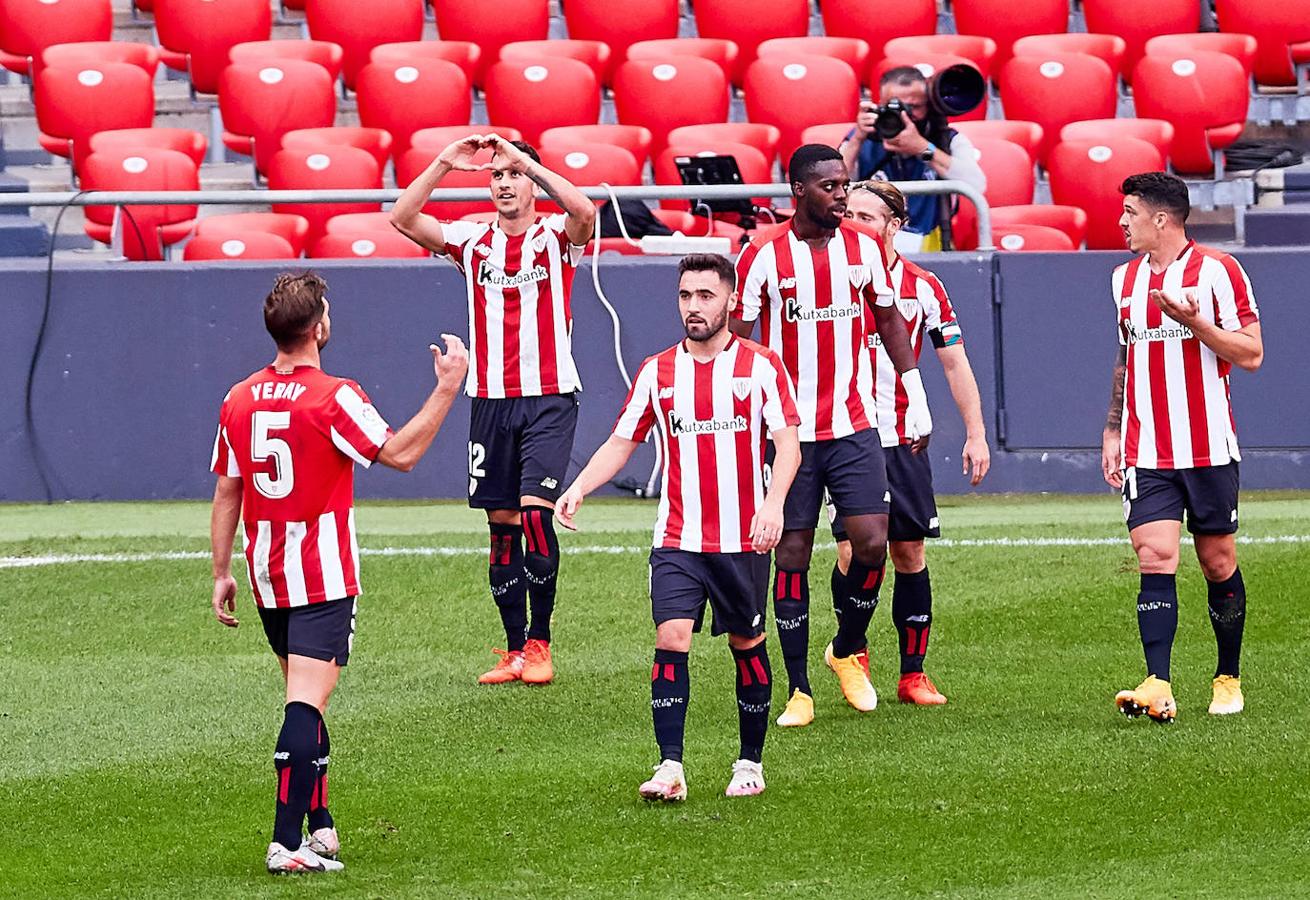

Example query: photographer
[840,66,987,252]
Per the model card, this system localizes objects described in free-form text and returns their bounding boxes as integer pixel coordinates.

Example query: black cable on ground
[1224,140,1304,175]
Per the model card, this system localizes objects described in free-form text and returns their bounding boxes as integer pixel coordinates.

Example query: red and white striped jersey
[441,213,584,399]
[1114,241,1259,469]
[613,336,800,553]
[735,220,894,441]
[870,257,963,447]
[211,365,394,609]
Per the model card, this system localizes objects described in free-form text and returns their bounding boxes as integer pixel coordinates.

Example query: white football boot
[724,759,766,798]
[307,826,340,859]
[638,759,687,802]
[266,841,344,874]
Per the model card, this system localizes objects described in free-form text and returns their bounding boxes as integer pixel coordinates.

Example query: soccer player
[826,181,991,705]
[556,254,801,801]
[732,144,933,728]
[392,134,597,686]
[209,272,468,873]
[1101,172,1263,723]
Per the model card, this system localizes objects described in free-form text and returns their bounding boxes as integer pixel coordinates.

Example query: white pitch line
[2,534,1309,570]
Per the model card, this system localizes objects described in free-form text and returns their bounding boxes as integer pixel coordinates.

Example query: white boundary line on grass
[2,534,1309,570]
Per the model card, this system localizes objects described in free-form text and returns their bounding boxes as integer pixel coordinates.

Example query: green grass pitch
[2,493,1309,898]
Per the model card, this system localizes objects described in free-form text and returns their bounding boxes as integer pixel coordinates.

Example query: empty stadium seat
[1000,53,1117,165]
[34,63,154,172]
[432,0,548,86]
[953,120,1045,164]
[195,211,312,255]
[821,0,937,63]
[484,58,600,146]
[219,60,337,176]
[395,147,493,219]
[882,35,1000,81]
[1058,119,1174,160]
[1215,0,1310,87]
[625,38,739,83]
[651,208,748,242]
[324,211,395,234]
[991,204,1088,248]
[993,223,1076,251]
[369,41,481,87]
[1083,0,1199,79]
[1144,33,1258,82]
[38,42,159,78]
[693,0,809,83]
[540,125,654,169]
[952,0,1068,69]
[757,37,871,80]
[229,39,345,84]
[184,232,298,260]
[614,57,730,155]
[872,53,987,121]
[537,145,641,213]
[268,146,383,245]
[1131,51,1250,175]
[1048,136,1166,249]
[799,122,853,152]
[562,0,678,83]
[80,147,199,260]
[667,123,781,167]
[311,231,430,258]
[744,57,860,170]
[500,40,612,86]
[281,127,393,173]
[90,128,207,167]
[1010,34,1127,82]
[355,58,472,159]
[0,0,112,76]
[154,0,272,95]
[305,0,423,90]
[410,125,523,154]
[952,137,1035,250]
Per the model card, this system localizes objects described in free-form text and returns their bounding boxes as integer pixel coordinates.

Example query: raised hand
[430,333,469,389]
[437,135,487,172]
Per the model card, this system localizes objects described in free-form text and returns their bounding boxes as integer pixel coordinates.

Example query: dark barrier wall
[2,250,1307,502]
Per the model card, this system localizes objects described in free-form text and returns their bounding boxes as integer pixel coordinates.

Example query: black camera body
[868,63,987,142]
[873,98,912,140]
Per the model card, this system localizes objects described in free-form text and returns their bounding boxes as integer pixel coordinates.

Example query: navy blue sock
[489,523,528,652]
[830,561,845,624]
[1208,568,1246,678]
[1138,573,1178,681]
[651,649,689,763]
[273,702,321,850]
[306,714,332,833]
[892,567,933,674]
[522,507,559,643]
[731,642,771,763]
[773,567,811,696]
[831,558,884,658]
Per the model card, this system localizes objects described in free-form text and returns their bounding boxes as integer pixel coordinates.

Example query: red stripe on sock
[917,626,930,656]
[523,516,537,554]
[320,774,328,809]
[530,512,549,556]
[862,567,884,591]
[310,779,320,811]
[790,573,801,598]
[775,572,785,599]
[663,664,675,681]
[905,626,917,656]
[651,663,659,682]
[278,767,290,805]
[749,655,768,685]
[737,658,752,686]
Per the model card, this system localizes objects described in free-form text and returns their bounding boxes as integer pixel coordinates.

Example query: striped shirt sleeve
[857,230,895,308]
[210,392,241,477]
[759,349,801,433]
[440,220,485,263]
[733,240,769,323]
[330,381,394,468]
[613,357,659,442]
[1210,253,1259,331]
[922,272,963,348]
[544,212,587,265]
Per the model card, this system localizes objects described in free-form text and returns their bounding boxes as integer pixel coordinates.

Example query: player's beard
[683,309,727,343]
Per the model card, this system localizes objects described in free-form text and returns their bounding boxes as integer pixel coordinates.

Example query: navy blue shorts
[468,393,579,510]
[1123,463,1240,535]
[258,597,357,666]
[830,443,940,542]
[770,429,889,532]
[649,548,770,638]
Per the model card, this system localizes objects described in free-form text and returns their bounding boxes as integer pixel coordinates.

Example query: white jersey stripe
[318,511,347,602]
[252,521,276,606]
[348,507,362,590]
[331,426,374,468]
[283,521,309,607]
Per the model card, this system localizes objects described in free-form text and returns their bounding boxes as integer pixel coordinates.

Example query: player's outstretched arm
[487,136,597,245]
[555,435,641,531]
[377,335,470,472]
[391,137,484,253]
[937,345,990,485]
[870,300,933,448]
[750,425,800,553]
[1102,345,1126,489]
[210,475,243,627]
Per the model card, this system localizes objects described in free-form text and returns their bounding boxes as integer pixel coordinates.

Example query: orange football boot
[522,638,554,685]
[478,649,524,685]
[897,672,947,705]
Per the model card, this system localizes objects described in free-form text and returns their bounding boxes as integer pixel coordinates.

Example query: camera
[868,63,987,141]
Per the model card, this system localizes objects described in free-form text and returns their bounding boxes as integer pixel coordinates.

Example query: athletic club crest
[848,264,872,291]
[530,231,550,254]
[731,377,752,400]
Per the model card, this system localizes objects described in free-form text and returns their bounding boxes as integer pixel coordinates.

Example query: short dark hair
[678,253,736,291]
[511,140,541,164]
[1121,171,1190,224]
[788,143,845,186]
[880,65,928,90]
[851,180,908,222]
[264,271,327,350]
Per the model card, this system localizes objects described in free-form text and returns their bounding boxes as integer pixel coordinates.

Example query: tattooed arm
[1101,345,1127,488]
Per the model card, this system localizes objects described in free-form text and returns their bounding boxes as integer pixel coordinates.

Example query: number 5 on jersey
[252,410,294,499]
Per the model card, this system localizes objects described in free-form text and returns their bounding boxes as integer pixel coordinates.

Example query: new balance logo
[778,276,797,290]
[906,614,930,623]
[474,243,492,257]
[784,297,861,323]
[540,477,558,490]
[668,411,748,436]
[274,752,290,761]
[658,386,675,400]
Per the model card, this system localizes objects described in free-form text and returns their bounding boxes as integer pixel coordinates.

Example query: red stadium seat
[991,204,1088,248]
[993,223,1075,251]
[153,0,272,95]
[667,123,780,167]
[693,0,809,84]
[267,146,383,245]
[873,53,987,121]
[484,58,600,146]
[882,35,999,81]
[656,141,773,214]
[281,127,393,173]
[562,0,677,83]
[395,146,494,219]
[951,137,1035,250]
[953,120,1044,164]
[614,58,730,155]
[758,37,871,80]
[229,40,345,84]
[1011,34,1127,82]
[184,232,298,260]
[625,38,739,83]
[311,230,430,258]
[38,42,159,78]
[952,0,1068,69]
[800,122,853,152]
[743,56,860,171]
[90,128,207,167]
[356,58,471,158]
[369,41,481,87]
[324,211,396,233]
[999,53,1117,165]
[305,0,423,90]
[540,125,654,169]
[410,125,523,153]
[0,0,111,76]
[1048,136,1166,249]
[1215,0,1310,87]
[81,147,199,260]
[500,40,612,86]
[219,60,337,176]
[34,63,154,172]
[1059,119,1174,160]
[432,0,548,86]
[1131,51,1249,176]
[1083,0,1199,79]
[1145,33,1258,82]
[821,0,937,63]
[537,145,640,213]
[195,212,312,255]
